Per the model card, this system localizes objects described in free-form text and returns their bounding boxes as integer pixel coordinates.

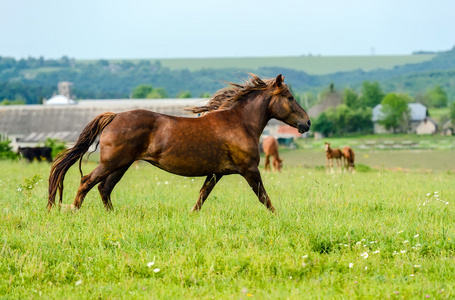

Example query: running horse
[48,74,311,213]
[324,142,343,173]
[262,136,283,172]
[342,146,355,173]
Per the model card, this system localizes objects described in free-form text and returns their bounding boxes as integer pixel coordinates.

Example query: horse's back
[342,146,354,162]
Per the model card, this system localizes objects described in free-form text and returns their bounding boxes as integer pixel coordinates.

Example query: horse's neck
[233,92,271,138]
[274,149,281,160]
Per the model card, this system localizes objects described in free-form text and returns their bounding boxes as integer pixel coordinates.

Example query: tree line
[311,81,452,136]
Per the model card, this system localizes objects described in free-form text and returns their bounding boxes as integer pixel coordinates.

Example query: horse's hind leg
[70,163,117,210]
[190,174,223,212]
[264,155,271,172]
[242,168,275,213]
[98,164,132,211]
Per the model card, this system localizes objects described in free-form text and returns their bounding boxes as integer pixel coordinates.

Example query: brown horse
[262,136,282,172]
[324,142,342,173]
[48,74,311,213]
[342,146,355,172]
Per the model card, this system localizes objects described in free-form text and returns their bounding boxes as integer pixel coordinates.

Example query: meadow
[0,147,454,299]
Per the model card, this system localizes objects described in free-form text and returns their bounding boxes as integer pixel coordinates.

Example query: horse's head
[274,158,283,173]
[268,75,311,133]
[324,142,330,151]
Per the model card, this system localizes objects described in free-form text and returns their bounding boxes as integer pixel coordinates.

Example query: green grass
[0,150,454,299]
[81,54,435,75]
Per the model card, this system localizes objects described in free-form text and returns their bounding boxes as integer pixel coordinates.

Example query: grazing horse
[262,136,283,172]
[324,142,342,173]
[18,146,52,162]
[48,74,311,213]
[342,146,355,172]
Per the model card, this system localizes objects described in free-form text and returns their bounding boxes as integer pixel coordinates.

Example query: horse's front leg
[190,174,223,213]
[241,167,276,213]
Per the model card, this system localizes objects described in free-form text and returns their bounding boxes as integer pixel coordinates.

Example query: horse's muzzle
[297,120,311,133]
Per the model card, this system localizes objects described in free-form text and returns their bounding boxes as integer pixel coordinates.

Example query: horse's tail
[348,148,355,166]
[47,112,116,210]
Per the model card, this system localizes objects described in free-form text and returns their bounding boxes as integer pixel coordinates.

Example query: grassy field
[1,146,454,299]
[81,54,435,75]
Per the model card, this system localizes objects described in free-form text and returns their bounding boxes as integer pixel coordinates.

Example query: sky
[1,0,454,60]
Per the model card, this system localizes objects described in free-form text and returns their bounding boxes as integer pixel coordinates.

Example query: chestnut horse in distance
[342,146,355,172]
[262,136,283,172]
[324,142,343,173]
[48,74,311,213]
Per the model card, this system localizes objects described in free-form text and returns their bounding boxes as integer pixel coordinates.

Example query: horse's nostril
[307,120,311,127]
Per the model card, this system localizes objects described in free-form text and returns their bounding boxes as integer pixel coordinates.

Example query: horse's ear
[275,74,283,87]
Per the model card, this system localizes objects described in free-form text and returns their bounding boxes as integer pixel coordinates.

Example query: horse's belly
[150,156,237,177]
[145,147,239,177]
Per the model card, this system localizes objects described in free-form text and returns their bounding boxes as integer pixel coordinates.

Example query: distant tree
[426,85,448,108]
[44,138,66,158]
[176,91,192,98]
[146,87,168,99]
[343,88,360,108]
[450,101,455,122]
[96,59,109,67]
[360,81,384,107]
[379,93,411,133]
[200,92,212,98]
[132,84,153,98]
[312,111,334,137]
[0,137,17,160]
[344,107,373,134]
[0,99,26,105]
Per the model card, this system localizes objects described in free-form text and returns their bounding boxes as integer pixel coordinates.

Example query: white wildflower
[397,230,404,234]
[153,268,160,273]
[414,265,421,268]
[414,234,419,238]
[147,262,155,268]
[75,280,83,286]
[426,193,431,196]
[372,250,380,254]
[302,255,308,259]
[349,263,354,268]
[403,240,409,244]
[360,252,368,259]
[400,250,406,254]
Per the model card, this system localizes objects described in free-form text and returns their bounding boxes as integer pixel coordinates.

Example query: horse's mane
[186,73,288,114]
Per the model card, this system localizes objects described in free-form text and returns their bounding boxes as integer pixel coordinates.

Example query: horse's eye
[287,96,294,101]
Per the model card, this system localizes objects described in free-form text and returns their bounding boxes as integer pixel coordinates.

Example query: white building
[372,103,437,134]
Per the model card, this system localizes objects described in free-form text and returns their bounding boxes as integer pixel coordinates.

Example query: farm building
[415,117,438,135]
[372,103,437,134]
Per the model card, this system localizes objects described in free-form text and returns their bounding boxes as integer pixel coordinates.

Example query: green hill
[94,54,435,75]
[1,47,455,104]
